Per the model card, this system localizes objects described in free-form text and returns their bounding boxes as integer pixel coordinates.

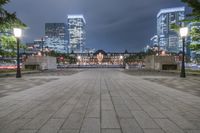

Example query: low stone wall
[24,56,57,70]
[145,55,178,70]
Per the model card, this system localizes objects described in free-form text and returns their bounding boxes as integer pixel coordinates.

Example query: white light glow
[77,56,81,60]
[120,56,123,60]
[180,27,189,37]
[13,28,22,38]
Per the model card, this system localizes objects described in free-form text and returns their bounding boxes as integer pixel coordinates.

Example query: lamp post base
[180,72,186,78]
[16,68,21,78]
[16,74,21,78]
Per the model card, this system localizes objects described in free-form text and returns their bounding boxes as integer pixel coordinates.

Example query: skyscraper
[67,15,86,53]
[157,7,185,53]
[150,35,158,46]
[45,23,68,40]
[45,23,68,53]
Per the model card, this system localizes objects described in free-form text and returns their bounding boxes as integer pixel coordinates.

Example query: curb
[0,71,42,78]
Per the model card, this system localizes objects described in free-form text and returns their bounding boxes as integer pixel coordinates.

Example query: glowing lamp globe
[180,27,188,37]
[13,28,22,38]
[77,56,81,60]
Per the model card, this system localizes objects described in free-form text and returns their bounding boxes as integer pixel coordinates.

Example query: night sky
[5,0,187,52]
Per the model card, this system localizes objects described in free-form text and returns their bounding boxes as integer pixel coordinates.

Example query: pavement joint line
[79,77,98,133]
[0,102,44,129]
[57,79,90,132]
[104,77,124,133]
[0,69,200,133]
[132,78,200,115]
[124,74,199,130]
[100,74,102,133]
[110,78,145,129]
[20,79,82,133]
[125,78,173,109]
[122,78,171,128]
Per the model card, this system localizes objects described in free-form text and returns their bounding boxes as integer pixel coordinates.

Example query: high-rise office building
[45,23,68,40]
[150,35,158,46]
[157,7,185,53]
[67,15,86,53]
[45,23,68,53]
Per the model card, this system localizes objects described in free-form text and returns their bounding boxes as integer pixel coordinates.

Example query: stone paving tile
[16,130,37,133]
[80,118,100,133]
[101,99,114,108]
[0,69,200,133]
[21,105,46,119]
[0,78,58,98]
[120,118,143,133]
[131,110,160,129]
[61,112,84,130]
[101,129,122,133]
[86,104,100,118]
[112,97,125,105]
[114,104,133,118]
[139,104,166,118]
[58,130,79,133]
[52,104,74,119]
[186,130,200,133]
[162,110,197,129]
[143,129,165,133]
[144,77,200,97]
[123,98,142,111]
[0,106,30,128]
[22,111,54,130]
[38,119,65,133]
[155,118,185,133]
[101,110,120,129]
[0,118,31,133]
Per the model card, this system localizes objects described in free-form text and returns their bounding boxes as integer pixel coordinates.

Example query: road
[0,69,200,133]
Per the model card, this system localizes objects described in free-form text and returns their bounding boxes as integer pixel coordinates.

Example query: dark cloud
[5,0,187,52]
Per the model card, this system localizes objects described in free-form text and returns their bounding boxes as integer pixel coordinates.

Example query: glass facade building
[45,23,68,53]
[150,35,158,46]
[157,7,185,53]
[67,15,86,53]
[45,23,68,40]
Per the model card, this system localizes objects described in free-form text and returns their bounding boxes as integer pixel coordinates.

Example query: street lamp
[180,27,188,78]
[41,37,44,56]
[13,28,22,78]
[77,56,81,60]
[77,56,81,65]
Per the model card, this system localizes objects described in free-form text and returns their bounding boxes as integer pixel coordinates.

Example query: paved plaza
[0,69,200,133]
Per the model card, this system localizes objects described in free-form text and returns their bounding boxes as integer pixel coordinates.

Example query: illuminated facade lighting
[67,14,86,53]
[157,7,185,53]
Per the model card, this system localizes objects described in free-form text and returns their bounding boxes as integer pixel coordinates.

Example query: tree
[0,35,17,57]
[181,0,200,51]
[181,0,200,22]
[0,0,26,32]
[0,0,27,57]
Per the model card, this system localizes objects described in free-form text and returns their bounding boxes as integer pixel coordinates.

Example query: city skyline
[5,0,187,52]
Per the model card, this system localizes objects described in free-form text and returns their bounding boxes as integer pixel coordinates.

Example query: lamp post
[180,27,188,78]
[13,28,22,78]
[120,55,123,65]
[41,37,44,56]
[77,56,81,66]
